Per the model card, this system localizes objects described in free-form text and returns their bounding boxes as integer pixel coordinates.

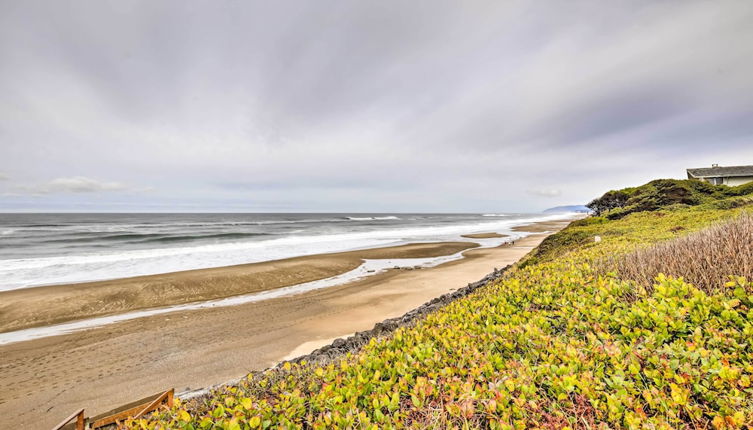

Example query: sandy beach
[0,242,477,333]
[0,219,571,430]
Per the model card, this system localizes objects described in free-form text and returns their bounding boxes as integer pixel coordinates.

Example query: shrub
[587,189,631,215]
[588,179,753,219]
[723,181,753,197]
[709,196,753,210]
[600,214,753,294]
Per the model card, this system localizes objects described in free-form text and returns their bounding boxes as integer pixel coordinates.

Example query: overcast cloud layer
[1,1,752,212]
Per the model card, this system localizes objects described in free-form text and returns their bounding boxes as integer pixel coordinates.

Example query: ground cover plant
[127,181,753,429]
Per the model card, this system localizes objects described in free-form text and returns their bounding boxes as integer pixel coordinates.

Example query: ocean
[0,212,572,292]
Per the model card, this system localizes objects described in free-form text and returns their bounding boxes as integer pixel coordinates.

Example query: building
[686,164,753,186]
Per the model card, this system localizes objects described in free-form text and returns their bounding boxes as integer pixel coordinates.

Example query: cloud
[13,176,135,195]
[0,173,8,181]
[527,188,562,198]
[1,1,752,211]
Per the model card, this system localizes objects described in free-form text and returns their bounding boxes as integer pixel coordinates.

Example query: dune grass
[600,214,753,295]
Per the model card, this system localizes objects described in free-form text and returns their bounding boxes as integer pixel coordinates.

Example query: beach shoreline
[0,218,576,430]
[0,213,574,293]
[0,241,479,334]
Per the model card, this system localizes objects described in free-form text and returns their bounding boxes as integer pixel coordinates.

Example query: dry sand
[0,219,572,430]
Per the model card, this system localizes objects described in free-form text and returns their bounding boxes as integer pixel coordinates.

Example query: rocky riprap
[287,265,511,366]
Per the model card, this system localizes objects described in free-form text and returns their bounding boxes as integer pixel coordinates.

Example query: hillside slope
[586,178,753,219]
[128,181,753,429]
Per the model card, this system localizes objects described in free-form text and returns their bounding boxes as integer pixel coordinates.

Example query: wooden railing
[90,388,174,429]
[51,408,84,430]
[50,388,174,430]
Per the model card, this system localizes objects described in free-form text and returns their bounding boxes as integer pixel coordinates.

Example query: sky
[1,1,753,213]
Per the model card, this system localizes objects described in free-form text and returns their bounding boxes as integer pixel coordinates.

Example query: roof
[687,165,753,178]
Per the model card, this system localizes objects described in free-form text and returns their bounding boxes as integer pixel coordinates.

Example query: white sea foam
[345,216,400,221]
[0,213,572,291]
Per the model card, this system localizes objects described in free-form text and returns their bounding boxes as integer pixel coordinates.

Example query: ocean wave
[145,232,270,243]
[0,213,575,290]
[156,219,348,227]
[481,214,509,217]
[15,223,68,228]
[41,232,270,244]
[6,218,349,233]
[345,216,400,221]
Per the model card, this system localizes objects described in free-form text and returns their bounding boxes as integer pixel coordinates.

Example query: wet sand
[511,220,566,233]
[461,232,507,239]
[0,242,477,333]
[0,219,572,429]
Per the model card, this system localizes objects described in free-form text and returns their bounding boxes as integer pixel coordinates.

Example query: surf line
[0,235,522,346]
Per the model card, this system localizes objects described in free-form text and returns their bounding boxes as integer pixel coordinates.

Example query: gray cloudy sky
[1,1,752,212]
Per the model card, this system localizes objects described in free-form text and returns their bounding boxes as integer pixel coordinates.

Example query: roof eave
[689,173,753,179]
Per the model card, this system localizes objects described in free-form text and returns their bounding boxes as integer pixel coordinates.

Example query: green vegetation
[128,181,753,429]
[586,179,753,219]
